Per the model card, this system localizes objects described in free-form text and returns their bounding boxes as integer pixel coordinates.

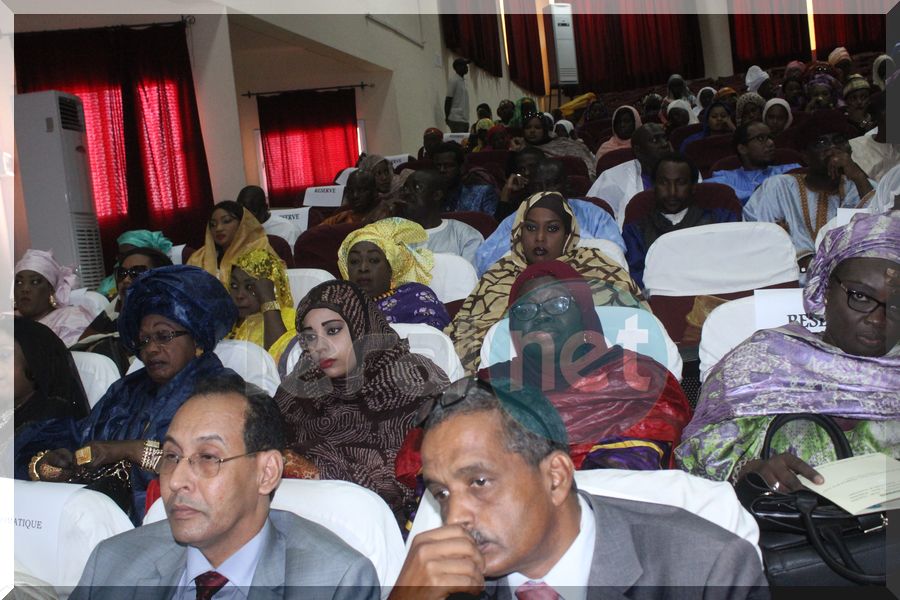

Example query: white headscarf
[745,65,770,93]
[666,99,699,125]
[762,98,794,131]
[14,249,77,305]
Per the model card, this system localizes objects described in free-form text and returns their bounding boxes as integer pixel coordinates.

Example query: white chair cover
[67,288,109,319]
[14,480,133,590]
[335,167,357,186]
[390,323,465,382]
[169,244,185,265]
[698,297,757,383]
[443,133,469,144]
[270,207,313,234]
[406,469,762,564]
[286,268,335,306]
[144,479,405,588]
[129,340,280,396]
[71,351,120,408]
[643,222,799,297]
[385,154,413,169]
[576,238,629,272]
[280,324,464,383]
[480,306,683,381]
[429,253,478,304]
[302,185,345,207]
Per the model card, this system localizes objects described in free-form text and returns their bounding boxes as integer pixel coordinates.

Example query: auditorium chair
[595,147,635,177]
[443,211,498,238]
[286,268,335,304]
[670,122,704,152]
[465,149,509,170]
[623,183,742,226]
[557,155,589,179]
[71,351,120,408]
[293,221,360,278]
[708,147,805,174]
[267,234,295,268]
[684,134,739,178]
[573,196,616,219]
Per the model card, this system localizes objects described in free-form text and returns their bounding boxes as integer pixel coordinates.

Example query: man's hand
[740,453,824,493]
[389,525,486,600]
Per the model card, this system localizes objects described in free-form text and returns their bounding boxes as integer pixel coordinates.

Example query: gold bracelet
[140,440,161,472]
[260,301,281,313]
[29,450,50,481]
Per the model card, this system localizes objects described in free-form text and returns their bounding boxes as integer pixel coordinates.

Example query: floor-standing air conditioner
[543,3,580,87]
[15,90,105,288]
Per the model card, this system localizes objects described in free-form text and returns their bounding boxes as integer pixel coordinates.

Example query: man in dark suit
[72,373,379,599]
[390,379,769,600]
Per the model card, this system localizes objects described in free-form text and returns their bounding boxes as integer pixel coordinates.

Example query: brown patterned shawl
[446,191,648,374]
[275,280,448,520]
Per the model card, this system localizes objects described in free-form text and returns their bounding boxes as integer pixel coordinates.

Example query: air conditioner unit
[15,90,105,288]
[543,3,579,87]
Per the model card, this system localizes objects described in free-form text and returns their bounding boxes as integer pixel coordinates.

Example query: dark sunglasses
[115,265,150,280]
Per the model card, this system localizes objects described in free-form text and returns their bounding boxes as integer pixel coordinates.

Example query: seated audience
[520,112,597,179]
[664,99,697,135]
[477,158,624,276]
[236,184,299,248]
[762,98,793,137]
[587,122,674,224]
[781,75,806,111]
[694,86,716,118]
[641,93,663,121]
[73,373,380,597]
[510,96,539,129]
[227,248,296,362]
[805,73,841,112]
[432,142,499,215]
[595,105,641,159]
[745,65,775,100]
[399,169,484,264]
[392,378,768,598]
[666,73,696,105]
[497,146,546,220]
[448,191,644,374]
[679,101,736,152]
[14,249,93,347]
[842,74,875,136]
[75,247,174,374]
[96,229,172,299]
[706,121,802,205]
[828,46,853,82]
[337,218,450,329]
[187,200,274,287]
[849,91,899,181]
[495,99,515,126]
[485,124,510,151]
[677,213,899,489]
[714,87,739,115]
[14,318,89,430]
[275,280,448,523]
[469,117,494,152]
[358,154,409,202]
[417,127,444,160]
[15,265,237,523]
[872,54,895,91]
[735,92,766,126]
[321,170,380,226]
[624,154,740,288]
[744,112,875,266]
[480,261,692,469]
[554,119,577,140]
[784,59,806,80]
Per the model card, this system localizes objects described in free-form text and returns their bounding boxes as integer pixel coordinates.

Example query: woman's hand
[741,453,824,493]
[76,440,144,468]
[251,278,278,305]
[37,449,76,481]
[508,136,526,152]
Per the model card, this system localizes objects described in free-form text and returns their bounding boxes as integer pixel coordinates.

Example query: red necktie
[195,570,229,600]
[515,580,561,600]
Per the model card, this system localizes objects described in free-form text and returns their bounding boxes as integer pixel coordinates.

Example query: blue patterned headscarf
[118,265,237,352]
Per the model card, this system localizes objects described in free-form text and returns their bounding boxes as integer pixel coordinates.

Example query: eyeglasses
[135,330,190,352]
[811,134,847,150]
[415,377,492,426]
[156,451,256,478]
[833,275,899,319]
[510,295,573,322]
[114,265,149,280]
[748,133,776,144]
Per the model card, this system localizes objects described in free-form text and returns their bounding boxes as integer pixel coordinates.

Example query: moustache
[467,528,492,546]
[165,495,205,513]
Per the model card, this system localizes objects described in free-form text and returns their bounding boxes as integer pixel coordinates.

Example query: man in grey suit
[390,379,770,600]
[72,374,379,600]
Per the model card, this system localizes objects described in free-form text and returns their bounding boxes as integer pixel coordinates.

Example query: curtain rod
[242,82,373,98]
[21,15,194,35]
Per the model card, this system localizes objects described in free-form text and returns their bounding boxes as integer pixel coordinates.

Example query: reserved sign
[303,185,345,207]
[754,288,825,332]
[386,154,412,168]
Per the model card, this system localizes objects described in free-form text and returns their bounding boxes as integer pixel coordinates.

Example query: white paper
[754,288,826,332]
[797,454,900,515]
[385,154,411,168]
[303,185,345,207]
[443,133,469,144]
[270,207,311,232]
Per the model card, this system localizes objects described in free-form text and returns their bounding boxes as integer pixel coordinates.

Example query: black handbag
[735,413,896,587]
[68,459,134,519]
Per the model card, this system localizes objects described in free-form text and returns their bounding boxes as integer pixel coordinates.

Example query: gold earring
[195,347,204,357]
[49,294,58,308]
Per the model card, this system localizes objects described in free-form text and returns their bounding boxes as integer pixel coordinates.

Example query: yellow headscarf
[187,206,273,288]
[232,248,294,309]
[337,217,434,288]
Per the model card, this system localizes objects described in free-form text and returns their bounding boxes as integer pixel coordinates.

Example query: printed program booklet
[797,453,900,515]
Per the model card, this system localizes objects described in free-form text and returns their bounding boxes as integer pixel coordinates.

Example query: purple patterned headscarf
[804,212,900,316]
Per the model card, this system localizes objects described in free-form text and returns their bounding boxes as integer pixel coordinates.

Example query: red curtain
[441,7,504,77]
[15,23,214,265]
[729,1,812,72]
[504,0,545,95]
[257,89,359,207]
[570,0,705,92]
[812,0,888,60]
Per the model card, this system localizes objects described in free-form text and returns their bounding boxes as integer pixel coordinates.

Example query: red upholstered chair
[624,183,742,226]
[308,207,343,229]
[567,175,591,196]
[443,211,498,238]
[182,245,197,264]
[267,235,295,268]
[670,123,704,153]
[395,158,432,174]
[708,147,806,174]
[595,147,635,177]
[572,196,615,219]
[465,150,509,170]
[557,155,588,179]
[684,135,736,178]
[292,222,361,278]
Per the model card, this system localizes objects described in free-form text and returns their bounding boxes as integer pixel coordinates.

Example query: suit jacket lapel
[582,492,642,600]
[248,518,286,599]
[134,544,186,600]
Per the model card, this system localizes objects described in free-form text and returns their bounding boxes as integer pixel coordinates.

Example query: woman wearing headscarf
[694,86,717,119]
[781,75,806,111]
[595,105,642,160]
[666,74,697,106]
[677,212,900,490]
[762,98,794,138]
[447,191,646,374]
[735,92,766,126]
[469,117,495,153]
[805,73,842,112]
[227,248,296,363]
[713,87,739,116]
[275,280,449,523]
[14,249,94,347]
[486,124,510,151]
[509,96,539,129]
[15,265,237,522]
[842,74,875,136]
[96,230,173,299]
[784,60,806,81]
[337,217,450,329]
[664,99,699,135]
[521,112,598,179]
[678,100,735,153]
[357,154,414,203]
[14,317,90,430]
[872,54,895,91]
[187,200,274,288]
[480,261,692,470]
